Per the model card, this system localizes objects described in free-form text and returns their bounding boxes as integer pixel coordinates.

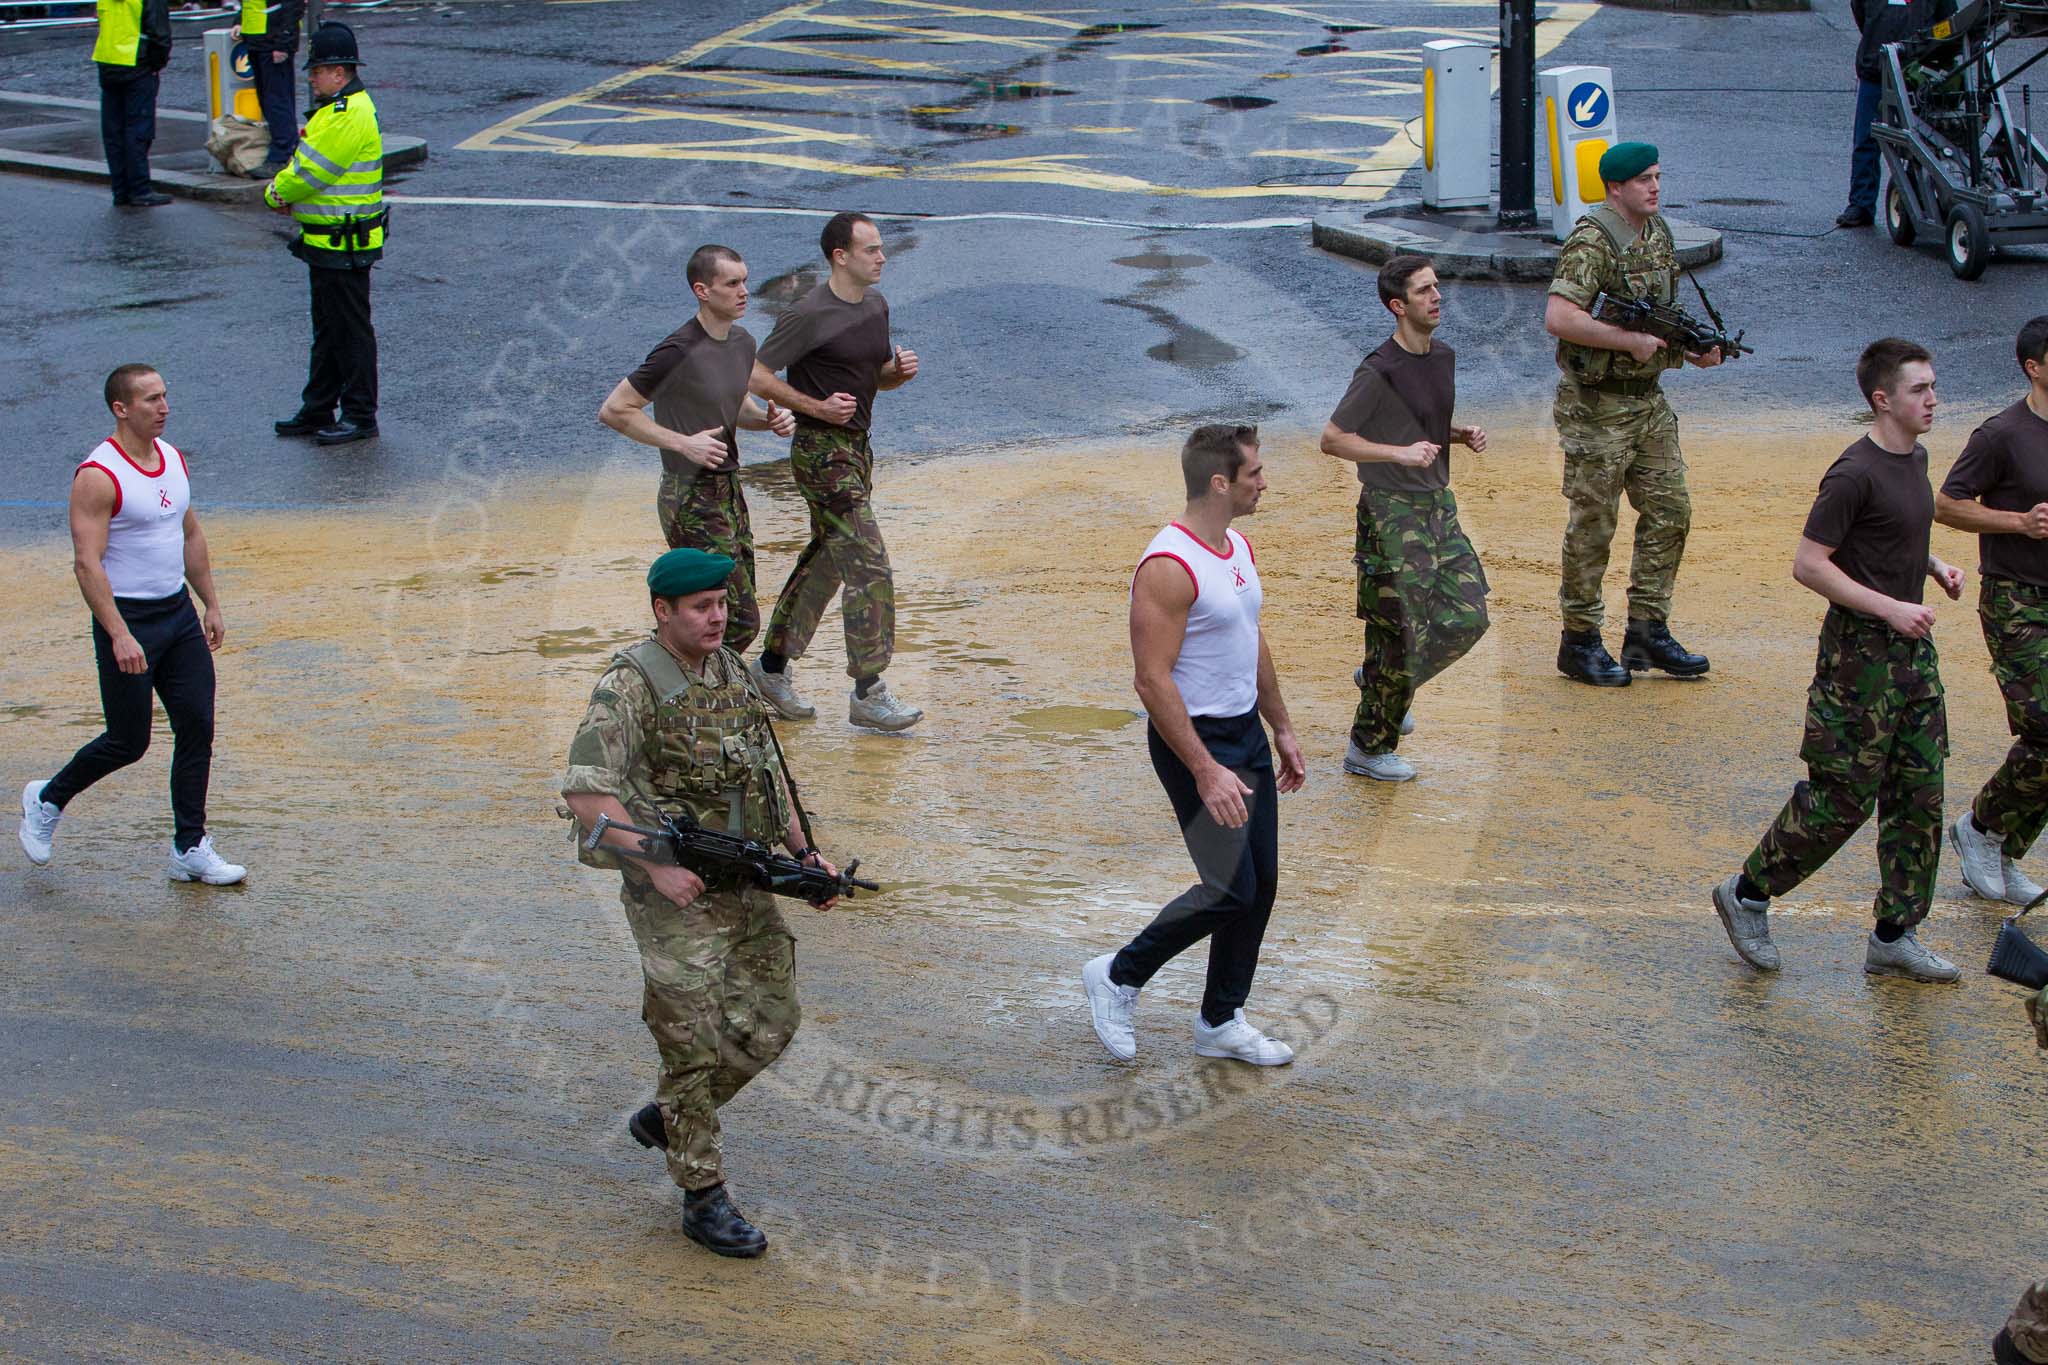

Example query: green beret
[647,547,734,597]
[1599,142,1658,185]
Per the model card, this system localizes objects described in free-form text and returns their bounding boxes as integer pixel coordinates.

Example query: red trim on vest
[1239,531,1255,565]
[1137,551,1199,597]
[163,440,186,477]
[1169,521,1235,560]
[76,462,122,517]
[106,437,165,478]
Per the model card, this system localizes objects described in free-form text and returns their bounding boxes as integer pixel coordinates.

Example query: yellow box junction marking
[460,0,1598,202]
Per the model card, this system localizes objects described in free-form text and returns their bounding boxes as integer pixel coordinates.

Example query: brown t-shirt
[754,282,892,433]
[1938,398,2048,588]
[626,318,757,474]
[1803,436,1933,607]
[1326,337,1455,493]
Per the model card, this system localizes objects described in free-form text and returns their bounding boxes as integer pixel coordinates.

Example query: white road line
[384,193,1312,231]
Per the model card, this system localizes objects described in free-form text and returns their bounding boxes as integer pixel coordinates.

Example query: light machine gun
[582,810,879,908]
[1592,273,1753,360]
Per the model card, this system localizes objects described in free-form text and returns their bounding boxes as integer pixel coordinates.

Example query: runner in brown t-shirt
[1319,254,1491,783]
[598,244,795,652]
[745,211,923,733]
[1709,338,1965,984]
[1936,315,2048,906]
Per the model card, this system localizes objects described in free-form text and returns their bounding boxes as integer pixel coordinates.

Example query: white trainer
[167,835,246,885]
[19,780,59,866]
[1192,1009,1294,1066]
[1343,740,1416,782]
[1948,813,2006,900]
[1349,671,1413,735]
[1082,953,1138,1061]
[848,680,922,732]
[2003,856,2046,907]
[748,657,816,720]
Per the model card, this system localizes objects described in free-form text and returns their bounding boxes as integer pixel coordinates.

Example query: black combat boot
[629,1102,667,1151]
[681,1184,769,1258]
[1557,629,1630,687]
[1622,619,1710,677]
[1993,1326,2029,1365]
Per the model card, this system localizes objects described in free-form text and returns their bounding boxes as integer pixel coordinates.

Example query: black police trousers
[300,262,378,424]
[44,591,216,853]
[97,65,159,203]
[1110,709,1279,1027]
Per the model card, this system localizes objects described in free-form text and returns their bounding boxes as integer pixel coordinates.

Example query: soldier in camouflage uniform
[748,211,923,733]
[1543,142,1722,688]
[562,546,843,1259]
[1320,254,1491,783]
[1935,316,2048,905]
[1995,977,2048,1363]
[1710,340,1966,983]
[598,244,795,653]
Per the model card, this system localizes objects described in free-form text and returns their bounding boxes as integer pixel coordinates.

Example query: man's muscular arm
[1131,557,1255,829]
[69,467,144,673]
[749,361,857,426]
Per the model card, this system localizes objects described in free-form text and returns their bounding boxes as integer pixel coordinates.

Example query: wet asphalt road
[2,0,2045,542]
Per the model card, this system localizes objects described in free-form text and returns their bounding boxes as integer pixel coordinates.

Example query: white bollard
[1421,39,1491,211]
[1537,65,1618,242]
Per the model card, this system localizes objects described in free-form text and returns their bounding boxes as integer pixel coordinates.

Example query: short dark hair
[2019,315,2048,374]
[104,363,158,411]
[686,244,743,290]
[820,211,876,261]
[1377,254,1435,312]
[1181,423,1259,499]
[1856,338,1934,406]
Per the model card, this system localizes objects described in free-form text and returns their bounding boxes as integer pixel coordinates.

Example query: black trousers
[301,263,378,424]
[96,66,159,203]
[1111,709,1280,1026]
[44,591,216,853]
[248,49,298,164]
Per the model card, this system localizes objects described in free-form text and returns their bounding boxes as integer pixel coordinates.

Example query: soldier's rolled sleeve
[1546,234,1606,307]
[562,664,648,799]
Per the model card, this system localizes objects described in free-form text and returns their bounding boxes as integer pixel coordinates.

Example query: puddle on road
[1112,253,1212,272]
[1008,705,1139,740]
[1202,95,1275,111]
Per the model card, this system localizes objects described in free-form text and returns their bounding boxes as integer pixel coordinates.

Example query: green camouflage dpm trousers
[1972,577,2048,860]
[762,424,895,680]
[658,467,760,653]
[1744,606,1947,927]
[1353,488,1489,754]
[620,875,799,1193]
[1555,382,1690,634]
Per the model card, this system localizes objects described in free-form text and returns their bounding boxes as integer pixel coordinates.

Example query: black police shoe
[628,1102,667,1151]
[118,191,173,208]
[315,419,379,446]
[1835,204,1875,228]
[274,413,329,437]
[1622,619,1711,677]
[681,1184,769,1258]
[1558,630,1630,687]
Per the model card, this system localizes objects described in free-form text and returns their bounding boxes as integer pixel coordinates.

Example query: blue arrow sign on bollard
[1567,80,1609,129]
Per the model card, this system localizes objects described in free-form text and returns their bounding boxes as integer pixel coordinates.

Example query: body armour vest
[620,639,788,846]
[1556,205,1679,387]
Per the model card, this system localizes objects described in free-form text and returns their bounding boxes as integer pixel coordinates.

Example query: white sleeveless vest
[1136,522,1262,718]
[79,437,190,600]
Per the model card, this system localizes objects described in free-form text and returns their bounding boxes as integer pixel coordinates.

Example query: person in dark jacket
[233,0,305,173]
[93,0,172,208]
[1841,0,1955,227]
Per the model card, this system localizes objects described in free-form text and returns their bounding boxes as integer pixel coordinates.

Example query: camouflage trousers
[1352,489,1490,754]
[658,467,759,653]
[620,875,799,1193]
[1971,577,2048,859]
[1743,607,1948,927]
[763,424,895,680]
[1554,382,1690,633]
[2007,1279,2048,1363]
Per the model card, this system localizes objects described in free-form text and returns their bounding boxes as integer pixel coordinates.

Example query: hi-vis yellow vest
[240,0,268,37]
[92,0,142,66]
[265,88,385,259]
